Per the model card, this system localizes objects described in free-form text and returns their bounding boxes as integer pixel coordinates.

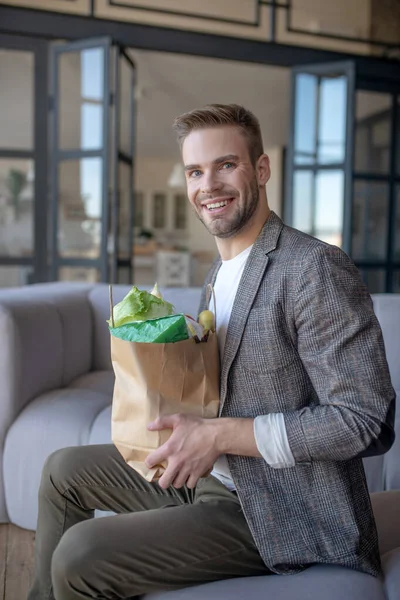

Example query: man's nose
[201,171,222,195]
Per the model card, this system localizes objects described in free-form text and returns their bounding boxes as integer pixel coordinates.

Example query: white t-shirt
[210,244,295,492]
[211,245,253,491]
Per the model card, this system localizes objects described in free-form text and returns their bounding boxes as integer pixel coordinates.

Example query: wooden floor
[0,524,35,600]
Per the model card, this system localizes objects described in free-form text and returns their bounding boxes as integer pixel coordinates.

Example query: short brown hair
[172,104,264,165]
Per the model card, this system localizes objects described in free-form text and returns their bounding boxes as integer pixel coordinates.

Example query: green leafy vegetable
[108,286,174,328]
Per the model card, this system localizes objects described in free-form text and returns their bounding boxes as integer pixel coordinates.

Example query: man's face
[182,126,260,239]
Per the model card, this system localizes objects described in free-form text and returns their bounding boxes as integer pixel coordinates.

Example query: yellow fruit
[198,309,215,332]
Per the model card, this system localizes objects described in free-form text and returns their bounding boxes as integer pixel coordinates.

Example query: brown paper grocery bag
[110,330,220,481]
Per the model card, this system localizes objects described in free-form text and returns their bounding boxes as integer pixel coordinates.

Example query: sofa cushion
[69,370,115,398]
[382,547,400,600]
[3,386,110,530]
[144,565,386,600]
[89,405,112,445]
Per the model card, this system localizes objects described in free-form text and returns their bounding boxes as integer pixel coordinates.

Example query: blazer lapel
[219,211,284,414]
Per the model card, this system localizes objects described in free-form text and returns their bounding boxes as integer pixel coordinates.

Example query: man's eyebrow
[184,154,239,172]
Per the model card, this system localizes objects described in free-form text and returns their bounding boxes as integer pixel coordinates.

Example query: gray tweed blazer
[199,211,396,577]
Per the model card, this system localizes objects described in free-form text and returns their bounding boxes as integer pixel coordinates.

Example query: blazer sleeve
[283,243,396,463]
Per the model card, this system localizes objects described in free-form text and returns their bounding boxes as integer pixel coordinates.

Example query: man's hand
[145,414,221,490]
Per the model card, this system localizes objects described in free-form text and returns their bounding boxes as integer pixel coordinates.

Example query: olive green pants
[28,444,270,600]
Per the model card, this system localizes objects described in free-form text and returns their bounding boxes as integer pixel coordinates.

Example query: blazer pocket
[239,304,298,374]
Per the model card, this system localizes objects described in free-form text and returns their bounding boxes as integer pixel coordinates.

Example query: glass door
[285,61,355,253]
[49,37,112,283]
[49,38,137,284]
[0,35,48,287]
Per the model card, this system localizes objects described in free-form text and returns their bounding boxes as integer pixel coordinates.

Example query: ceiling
[128,49,291,158]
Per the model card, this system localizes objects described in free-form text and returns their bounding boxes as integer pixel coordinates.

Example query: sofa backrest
[363,294,400,493]
[371,295,400,396]
[0,283,94,414]
[88,285,203,371]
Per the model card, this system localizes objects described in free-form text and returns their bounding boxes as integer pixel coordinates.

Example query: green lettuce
[108,286,174,328]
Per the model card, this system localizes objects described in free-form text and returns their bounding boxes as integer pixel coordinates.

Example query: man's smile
[202,197,235,213]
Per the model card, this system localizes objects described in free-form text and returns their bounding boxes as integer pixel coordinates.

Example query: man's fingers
[158,464,180,489]
[172,469,191,489]
[145,443,169,469]
[186,472,201,489]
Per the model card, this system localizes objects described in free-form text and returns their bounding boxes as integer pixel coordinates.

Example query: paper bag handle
[109,284,115,328]
[206,283,217,331]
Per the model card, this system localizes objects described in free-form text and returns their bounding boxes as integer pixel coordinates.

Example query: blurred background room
[0,0,399,292]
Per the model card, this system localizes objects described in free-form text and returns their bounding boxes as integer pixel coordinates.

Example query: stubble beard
[195,178,260,239]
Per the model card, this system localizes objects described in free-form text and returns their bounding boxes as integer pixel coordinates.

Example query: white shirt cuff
[254,413,295,469]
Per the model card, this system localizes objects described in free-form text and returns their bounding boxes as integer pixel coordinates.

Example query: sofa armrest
[382,547,400,600]
[0,282,94,522]
[370,491,400,555]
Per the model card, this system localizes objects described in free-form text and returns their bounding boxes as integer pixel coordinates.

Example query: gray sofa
[0,282,399,600]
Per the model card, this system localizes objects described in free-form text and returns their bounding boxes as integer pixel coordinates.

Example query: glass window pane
[360,269,386,294]
[119,55,133,156]
[0,158,34,257]
[58,158,103,258]
[292,170,313,233]
[351,181,389,261]
[153,192,166,229]
[81,103,103,150]
[394,186,400,261]
[294,74,317,165]
[59,48,104,150]
[354,91,391,174]
[318,76,347,164]
[81,48,104,100]
[0,265,33,288]
[315,170,344,247]
[0,50,33,150]
[174,194,187,230]
[117,162,131,257]
[59,267,100,283]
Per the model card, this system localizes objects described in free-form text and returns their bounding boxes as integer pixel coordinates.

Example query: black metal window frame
[110,46,136,284]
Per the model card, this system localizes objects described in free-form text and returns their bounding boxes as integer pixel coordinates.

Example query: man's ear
[256,154,271,186]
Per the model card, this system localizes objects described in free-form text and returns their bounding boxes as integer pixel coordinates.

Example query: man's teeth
[207,200,230,210]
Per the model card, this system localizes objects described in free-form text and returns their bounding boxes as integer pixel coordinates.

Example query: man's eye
[221,162,234,169]
[190,170,202,178]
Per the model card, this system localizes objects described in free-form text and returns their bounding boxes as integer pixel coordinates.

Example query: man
[29,104,395,600]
